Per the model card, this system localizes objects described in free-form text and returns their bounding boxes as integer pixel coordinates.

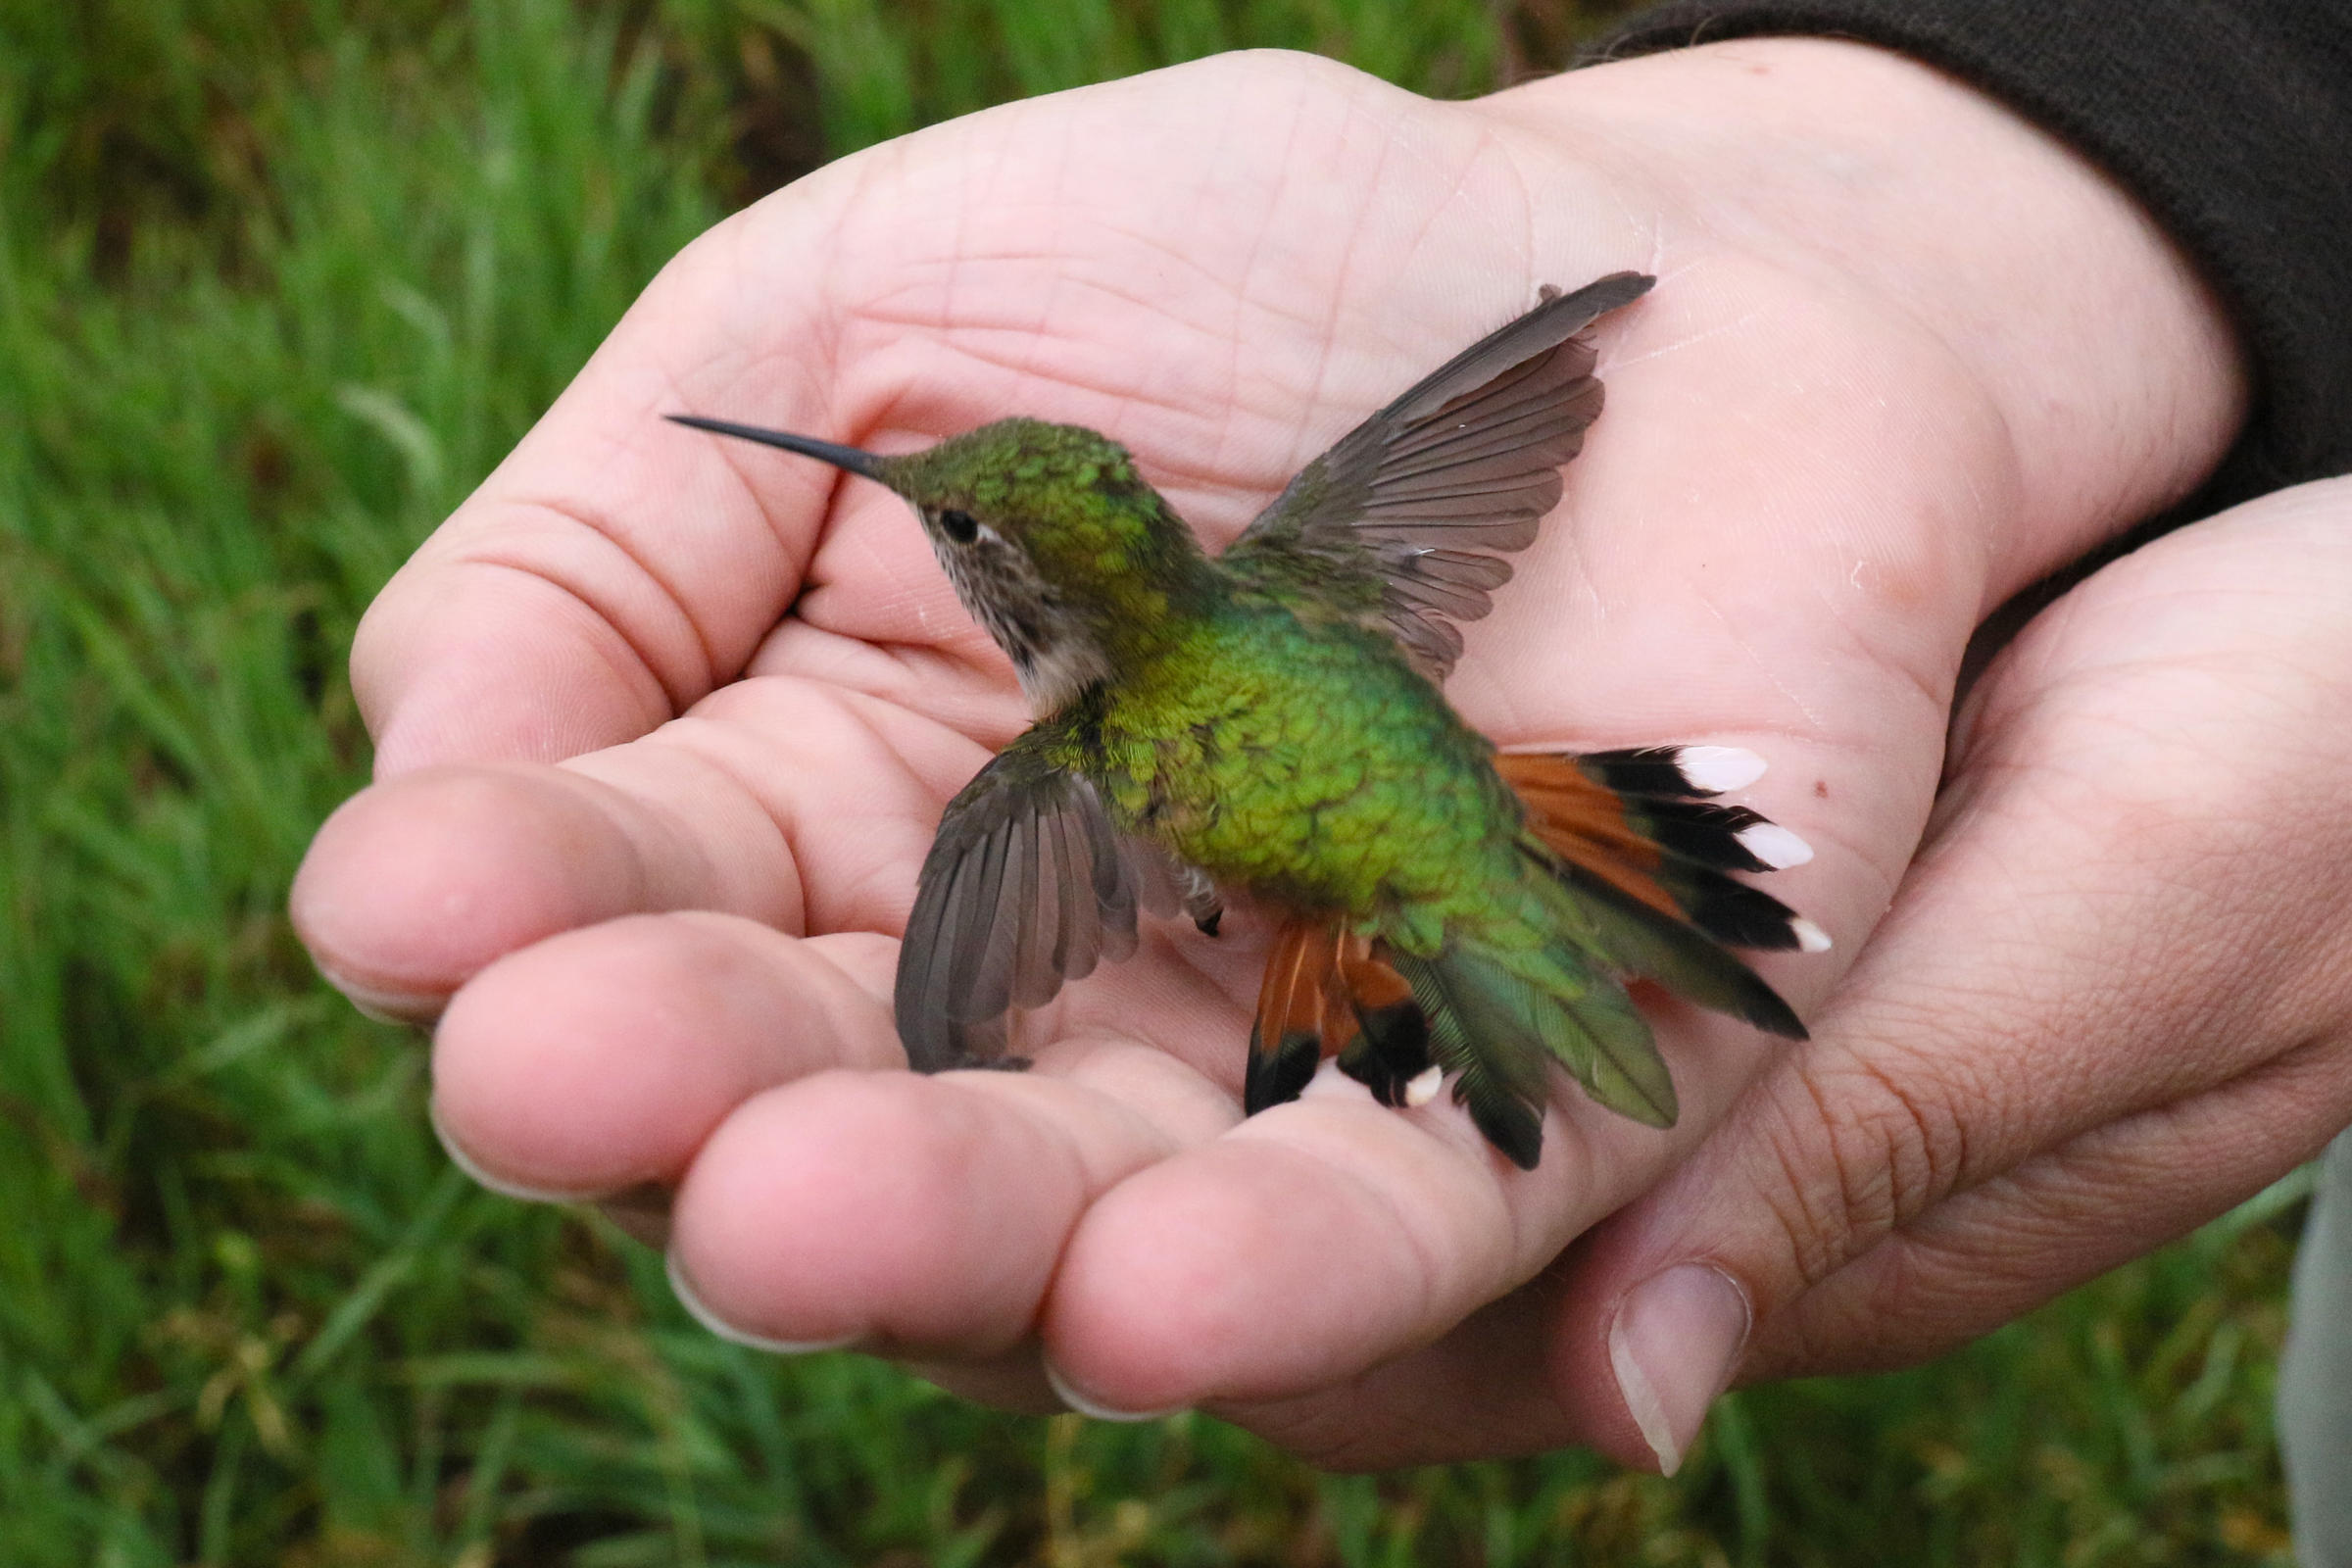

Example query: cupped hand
[1535,477,2352,1473]
[288,40,2240,1449]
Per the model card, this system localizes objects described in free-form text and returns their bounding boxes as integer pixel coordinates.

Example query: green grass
[0,1,2302,1561]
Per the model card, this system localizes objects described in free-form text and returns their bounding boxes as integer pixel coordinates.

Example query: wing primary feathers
[1382,548,1516,630]
[925,839,985,1027]
[1357,486,1558,520]
[1386,271,1654,423]
[1389,573,1496,621]
[959,812,1023,1021]
[1376,411,1587,484]
[1051,805,1100,978]
[1086,804,1141,964]
[1387,344,1563,441]
[1385,612,1464,673]
[1379,394,1595,481]
[1353,518,1543,548]
[1045,805,1085,978]
[1408,358,1604,443]
[1409,550,1514,590]
[891,744,1153,1073]
[895,828,973,1070]
[1010,809,1062,1007]
[1223,271,1654,678]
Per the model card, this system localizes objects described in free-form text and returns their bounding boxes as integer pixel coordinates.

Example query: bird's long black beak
[665,414,887,481]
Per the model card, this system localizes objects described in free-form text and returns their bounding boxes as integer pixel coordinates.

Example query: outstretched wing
[894,733,1206,1071]
[1222,271,1653,678]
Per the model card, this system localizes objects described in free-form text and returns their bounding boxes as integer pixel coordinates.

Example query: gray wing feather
[896,745,1174,1071]
[1227,271,1652,678]
[1084,806,1140,964]
[1051,806,1100,977]
[1009,809,1063,1007]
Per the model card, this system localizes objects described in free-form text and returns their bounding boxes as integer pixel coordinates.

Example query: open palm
[291,43,2238,1461]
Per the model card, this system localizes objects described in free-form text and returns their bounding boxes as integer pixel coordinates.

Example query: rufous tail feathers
[1242,746,1819,1163]
[1244,921,1433,1116]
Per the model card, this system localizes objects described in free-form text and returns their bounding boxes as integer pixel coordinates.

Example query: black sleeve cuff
[1596,1,2352,504]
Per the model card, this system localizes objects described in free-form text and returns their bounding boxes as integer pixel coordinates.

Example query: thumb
[1541,479,2352,1473]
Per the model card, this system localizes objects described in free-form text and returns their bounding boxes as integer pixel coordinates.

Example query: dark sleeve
[1597,1,2352,504]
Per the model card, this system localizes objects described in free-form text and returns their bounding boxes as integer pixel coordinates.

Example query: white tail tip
[1790,917,1834,954]
[1738,822,1814,869]
[1676,745,1767,793]
[1403,1065,1446,1108]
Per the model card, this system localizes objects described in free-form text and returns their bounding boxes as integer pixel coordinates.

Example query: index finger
[350,197,856,776]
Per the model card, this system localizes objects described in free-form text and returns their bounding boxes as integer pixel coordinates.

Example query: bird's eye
[938,509,980,544]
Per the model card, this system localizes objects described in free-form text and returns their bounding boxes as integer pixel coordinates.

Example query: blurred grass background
[0,0,2305,1562]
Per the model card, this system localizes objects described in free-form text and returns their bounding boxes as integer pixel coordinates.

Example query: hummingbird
[668,270,1824,1169]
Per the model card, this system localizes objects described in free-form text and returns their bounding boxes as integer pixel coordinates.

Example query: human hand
[1530,477,2352,1473]
[288,40,2240,1448]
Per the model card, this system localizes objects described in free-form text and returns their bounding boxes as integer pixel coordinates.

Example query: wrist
[1473,38,2245,568]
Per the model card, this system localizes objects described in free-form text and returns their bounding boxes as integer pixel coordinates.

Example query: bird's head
[669,414,1210,711]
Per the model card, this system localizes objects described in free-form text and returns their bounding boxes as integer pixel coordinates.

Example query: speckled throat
[917,505,1111,713]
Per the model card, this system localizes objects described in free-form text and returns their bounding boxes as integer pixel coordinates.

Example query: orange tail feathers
[1244,918,1432,1114]
[1499,746,1818,1041]
[1494,752,1686,920]
[1496,747,1825,957]
[1240,747,1819,1132]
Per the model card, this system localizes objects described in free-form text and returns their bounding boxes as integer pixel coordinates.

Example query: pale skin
[289,39,2352,1471]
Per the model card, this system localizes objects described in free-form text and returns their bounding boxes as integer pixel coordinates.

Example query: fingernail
[314,957,442,1026]
[1607,1263,1750,1476]
[663,1251,861,1354]
[343,983,440,1026]
[1041,1357,1185,1423]
[429,1097,593,1203]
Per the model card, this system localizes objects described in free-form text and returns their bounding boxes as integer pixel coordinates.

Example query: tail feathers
[1494,747,1822,955]
[1395,950,1544,1169]
[1334,947,1434,1106]
[1243,919,1337,1114]
[1245,918,1432,1115]
[1242,736,1821,1167]
[1549,954,1679,1128]
[1551,858,1807,1040]
[1392,940,1676,1169]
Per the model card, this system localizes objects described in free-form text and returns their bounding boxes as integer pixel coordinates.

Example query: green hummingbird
[668,270,1824,1169]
